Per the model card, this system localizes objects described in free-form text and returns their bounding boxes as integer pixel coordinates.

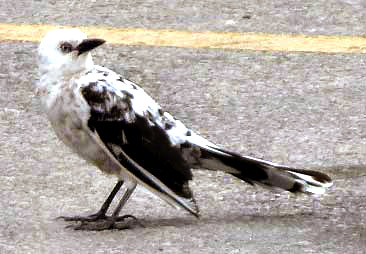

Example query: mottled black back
[82,82,193,199]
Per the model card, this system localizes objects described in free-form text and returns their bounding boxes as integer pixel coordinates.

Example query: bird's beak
[75,38,106,55]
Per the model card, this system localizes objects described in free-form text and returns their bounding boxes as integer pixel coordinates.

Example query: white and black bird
[37,29,332,230]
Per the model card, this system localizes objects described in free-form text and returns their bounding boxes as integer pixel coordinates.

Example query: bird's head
[38,28,105,77]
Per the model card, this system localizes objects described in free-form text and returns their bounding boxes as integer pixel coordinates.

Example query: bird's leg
[58,180,123,222]
[71,182,140,230]
[110,182,138,223]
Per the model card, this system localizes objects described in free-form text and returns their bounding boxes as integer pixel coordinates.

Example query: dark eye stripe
[60,42,73,53]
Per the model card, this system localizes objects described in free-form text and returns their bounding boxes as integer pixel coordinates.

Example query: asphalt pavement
[1,1,366,253]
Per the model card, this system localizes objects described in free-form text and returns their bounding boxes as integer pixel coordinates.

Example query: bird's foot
[61,214,142,231]
[57,211,107,222]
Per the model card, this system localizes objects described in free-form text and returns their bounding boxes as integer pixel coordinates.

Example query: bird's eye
[60,42,73,53]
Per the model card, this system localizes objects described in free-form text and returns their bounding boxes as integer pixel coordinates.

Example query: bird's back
[78,66,197,198]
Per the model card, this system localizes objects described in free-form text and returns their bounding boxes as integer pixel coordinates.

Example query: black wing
[81,80,194,200]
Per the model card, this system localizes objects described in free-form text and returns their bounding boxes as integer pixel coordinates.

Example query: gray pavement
[2,0,366,35]
[1,1,366,253]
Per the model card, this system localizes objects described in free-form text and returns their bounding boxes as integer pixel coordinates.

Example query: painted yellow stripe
[1,23,366,53]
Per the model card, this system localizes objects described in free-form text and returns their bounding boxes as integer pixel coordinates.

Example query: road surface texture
[0,0,365,253]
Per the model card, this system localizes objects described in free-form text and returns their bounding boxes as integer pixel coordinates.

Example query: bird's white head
[38,28,105,78]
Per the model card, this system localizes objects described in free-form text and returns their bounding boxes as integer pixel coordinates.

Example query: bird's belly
[47,99,128,178]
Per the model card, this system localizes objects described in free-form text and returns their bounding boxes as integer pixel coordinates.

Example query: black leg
[111,182,136,218]
[95,180,124,217]
[58,180,123,222]
[67,182,141,231]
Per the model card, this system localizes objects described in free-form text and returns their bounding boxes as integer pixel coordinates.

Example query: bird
[37,28,333,230]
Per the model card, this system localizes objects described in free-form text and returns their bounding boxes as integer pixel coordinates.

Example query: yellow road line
[1,23,366,53]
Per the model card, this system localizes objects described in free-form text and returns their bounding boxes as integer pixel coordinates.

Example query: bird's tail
[196,145,333,195]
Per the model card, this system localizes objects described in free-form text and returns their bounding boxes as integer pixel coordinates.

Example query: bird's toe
[62,215,141,231]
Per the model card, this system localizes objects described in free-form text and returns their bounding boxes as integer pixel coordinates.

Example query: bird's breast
[45,81,91,153]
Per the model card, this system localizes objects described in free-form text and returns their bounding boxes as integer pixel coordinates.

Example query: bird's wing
[78,66,199,216]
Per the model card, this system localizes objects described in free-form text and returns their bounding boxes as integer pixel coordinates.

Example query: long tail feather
[197,145,333,195]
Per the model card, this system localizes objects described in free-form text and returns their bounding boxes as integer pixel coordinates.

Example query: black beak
[76,38,106,55]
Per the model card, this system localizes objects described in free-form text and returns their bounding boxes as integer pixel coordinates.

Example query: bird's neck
[37,56,94,93]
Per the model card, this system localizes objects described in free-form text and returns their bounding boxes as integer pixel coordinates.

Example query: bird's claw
[56,212,106,222]
[60,214,143,231]
[66,220,129,231]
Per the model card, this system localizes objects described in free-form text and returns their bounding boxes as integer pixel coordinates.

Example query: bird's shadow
[136,211,317,229]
